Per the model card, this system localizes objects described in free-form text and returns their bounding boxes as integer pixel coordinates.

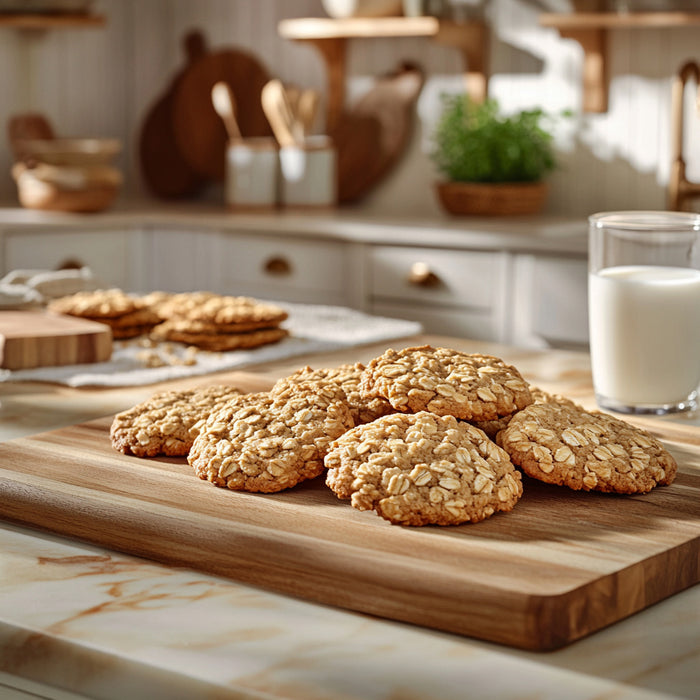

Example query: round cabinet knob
[263,256,292,276]
[408,261,441,288]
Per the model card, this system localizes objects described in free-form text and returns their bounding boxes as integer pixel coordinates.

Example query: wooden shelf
[278,16,489,131]
[539,12,700,113]
[540,11,700,30]
[0,13,106,29]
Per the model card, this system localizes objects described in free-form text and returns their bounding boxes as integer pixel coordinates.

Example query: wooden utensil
[171,44,272,181]
[297,89,320,137]
[138,30,206,200]
[261,79,297,147]
[0,310,112,369]
[211,81,242,142]
[0,391,697,651]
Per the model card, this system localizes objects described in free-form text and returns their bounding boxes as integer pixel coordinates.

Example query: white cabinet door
[368,245,510,341]
[510,254,589,349]
[2,227,144,292]
[146,227,223,293]
[219,233,350,305]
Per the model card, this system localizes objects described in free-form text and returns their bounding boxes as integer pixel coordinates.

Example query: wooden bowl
[16,138,121,167]
[12,162,122,213]
[435,180,549,217]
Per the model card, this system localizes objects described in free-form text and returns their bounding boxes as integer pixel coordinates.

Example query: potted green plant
[431,95,560,216]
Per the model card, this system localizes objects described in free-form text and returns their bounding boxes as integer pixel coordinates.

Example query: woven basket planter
[435,180,549,216]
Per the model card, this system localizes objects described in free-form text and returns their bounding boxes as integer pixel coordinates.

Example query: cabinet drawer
[220,234,348,304]
[3,228,139,291]
[370,246,505,309]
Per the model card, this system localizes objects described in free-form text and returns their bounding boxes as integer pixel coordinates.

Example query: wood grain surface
[138,30,207,200]
[0,370,697,651]
[0,310,112,370]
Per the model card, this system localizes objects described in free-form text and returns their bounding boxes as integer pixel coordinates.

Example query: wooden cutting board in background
[138,30,207,200]
[0,376,697,651]
[0,310,112,370]
[170,43,272,182]
[332,62,424,203]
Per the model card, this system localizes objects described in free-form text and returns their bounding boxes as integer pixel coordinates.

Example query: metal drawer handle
[408,262,441,288]
[263,256,292,276]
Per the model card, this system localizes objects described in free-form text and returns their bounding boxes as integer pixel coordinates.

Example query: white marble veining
[0,336,698,699]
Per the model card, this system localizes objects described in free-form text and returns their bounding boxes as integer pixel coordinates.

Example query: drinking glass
[588,210,700,415]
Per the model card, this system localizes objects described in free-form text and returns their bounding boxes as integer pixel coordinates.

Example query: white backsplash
[0,0,698,217]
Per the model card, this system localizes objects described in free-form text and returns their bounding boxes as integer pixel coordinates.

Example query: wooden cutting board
[332,62,424,203]
[0,373,697,651]
[138,30,207,200]
[0,310,112,370]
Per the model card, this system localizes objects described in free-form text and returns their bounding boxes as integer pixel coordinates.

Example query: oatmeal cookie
[49,288,141,318]
[499,403,677,494]
[324,411,523,526]
[151,326,288,351]
[150,317,278,335]
[148,292,288,326]
[110,384,242,457]
[272,363,394,426]
[474,386,583,440]
[361,345,532,421]
[189,382,354,493]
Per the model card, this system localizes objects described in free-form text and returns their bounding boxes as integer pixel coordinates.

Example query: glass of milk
[589,211,700,415]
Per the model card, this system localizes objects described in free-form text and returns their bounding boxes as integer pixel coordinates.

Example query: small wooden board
[0,373,697,650]
[0,310,112,370]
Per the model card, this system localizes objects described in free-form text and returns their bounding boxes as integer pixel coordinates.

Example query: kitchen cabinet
[218,232,354,305]
[1,226,145,292]
[368,245,510,342]
[510,254,589,349]
[145,226,224,294]
[0,209,589,349]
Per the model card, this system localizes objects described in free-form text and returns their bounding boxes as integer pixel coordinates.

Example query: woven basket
[436,180,548,216]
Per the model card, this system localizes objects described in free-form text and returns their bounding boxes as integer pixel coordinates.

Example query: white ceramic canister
[225,137,278,210]
[278,135,337,209]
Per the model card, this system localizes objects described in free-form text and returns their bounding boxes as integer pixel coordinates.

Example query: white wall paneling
[0,0,698,217]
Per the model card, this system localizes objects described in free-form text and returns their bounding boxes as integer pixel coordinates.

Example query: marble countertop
[0,335,697,700]
[0,201,588,254]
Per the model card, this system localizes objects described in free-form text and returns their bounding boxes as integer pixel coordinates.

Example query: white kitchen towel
[0,302,422,387]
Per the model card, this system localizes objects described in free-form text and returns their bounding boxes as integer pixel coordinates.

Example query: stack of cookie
[48,288,160,340]
[145,291,289,352]
[110,344,678,530]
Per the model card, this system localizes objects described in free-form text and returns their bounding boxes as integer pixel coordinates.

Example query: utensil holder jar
[225,137,279,210]
[279,136,337,208]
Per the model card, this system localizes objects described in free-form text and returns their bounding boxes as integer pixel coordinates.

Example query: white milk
[588,265,700,407]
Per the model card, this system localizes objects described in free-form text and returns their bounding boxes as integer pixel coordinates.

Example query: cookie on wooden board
[325,411,523,526]
[474,386,583,440]
[361,345,532,421]
[189,382,354,493]
[499,403,677,494]
[272,363,394,426]
[110,384,242,457]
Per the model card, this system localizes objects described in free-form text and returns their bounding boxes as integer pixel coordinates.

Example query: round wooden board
[171,48,272,182]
